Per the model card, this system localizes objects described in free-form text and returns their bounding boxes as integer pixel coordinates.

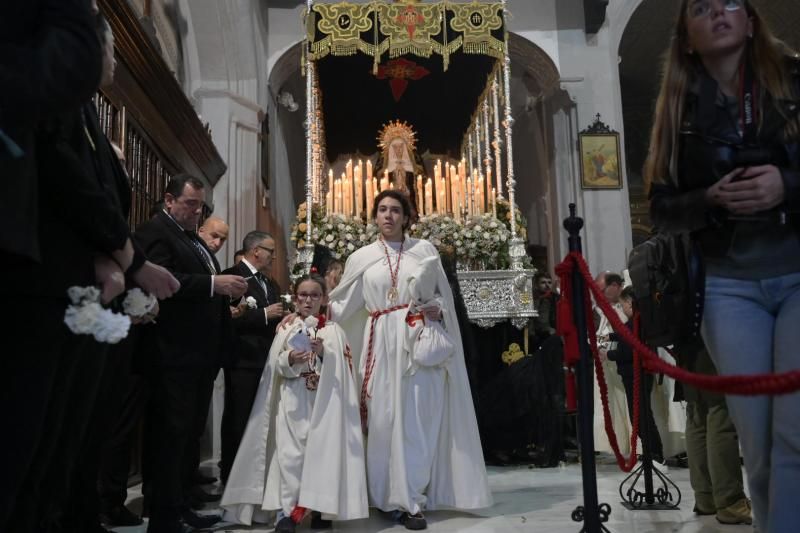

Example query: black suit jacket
[222,261,281,370]
[0,0,103,263]
[133,211,232,368]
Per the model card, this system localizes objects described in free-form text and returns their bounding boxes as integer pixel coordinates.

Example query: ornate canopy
[307,1,506,69]
[306,1,505,160]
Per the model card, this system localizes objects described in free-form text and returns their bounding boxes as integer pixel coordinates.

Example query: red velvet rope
[360,304,409,434]
[556,251,800,471]
[559,251,800,395]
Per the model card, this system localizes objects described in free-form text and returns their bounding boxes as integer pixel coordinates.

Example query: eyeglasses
[257,245,275,254]
[296,293,323,301]
[687,0,744,19]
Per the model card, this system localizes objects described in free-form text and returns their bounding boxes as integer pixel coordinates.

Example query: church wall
[505,0,645,276]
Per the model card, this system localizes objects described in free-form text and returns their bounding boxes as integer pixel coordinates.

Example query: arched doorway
[506,33,561,273]
[267,33,562,271]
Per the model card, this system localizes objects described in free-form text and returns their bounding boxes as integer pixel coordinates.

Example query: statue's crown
[378,120,417,152]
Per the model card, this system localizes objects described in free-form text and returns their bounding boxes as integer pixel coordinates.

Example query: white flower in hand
[245,296,257,309]
[67,286,101,305]
[64,286,132,344]
[122,288,157,318]
[304,315,319,330]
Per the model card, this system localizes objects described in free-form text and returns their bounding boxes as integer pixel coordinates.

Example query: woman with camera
[646,1,800,531]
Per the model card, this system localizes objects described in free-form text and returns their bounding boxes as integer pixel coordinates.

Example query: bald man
[198,217,229,255]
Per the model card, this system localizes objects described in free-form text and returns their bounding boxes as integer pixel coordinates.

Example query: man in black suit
[134,175,247,533]
[219,230,285,482]
[1,4,176,532]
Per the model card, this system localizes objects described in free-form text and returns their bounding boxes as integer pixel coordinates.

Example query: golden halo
[377,120,417,153]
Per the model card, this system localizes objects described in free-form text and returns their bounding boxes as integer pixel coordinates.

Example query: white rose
[348,243,355,251]
[345,233,353,240]
[475,224,482,232]
[484,232,492,240]
[326,234,334,242]
[246,296,258,309]
[304,315,319,329]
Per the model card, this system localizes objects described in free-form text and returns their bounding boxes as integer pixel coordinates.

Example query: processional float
[294,0,535,328]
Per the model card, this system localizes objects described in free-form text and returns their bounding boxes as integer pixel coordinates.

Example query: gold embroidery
[307,1,506,70]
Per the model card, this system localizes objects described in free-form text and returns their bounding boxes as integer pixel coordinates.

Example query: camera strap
[738,58,759,144]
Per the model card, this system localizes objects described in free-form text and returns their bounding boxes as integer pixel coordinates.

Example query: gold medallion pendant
[387,286,399,302]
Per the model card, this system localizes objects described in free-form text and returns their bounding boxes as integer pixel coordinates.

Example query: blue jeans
[702,273,800,533]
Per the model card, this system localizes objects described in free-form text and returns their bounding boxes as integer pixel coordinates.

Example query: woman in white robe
[328,190,492,530]
[221,275,368,532]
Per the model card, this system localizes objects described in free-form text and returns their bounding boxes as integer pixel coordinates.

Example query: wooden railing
[97,0,226,230]
[94,93,173,229]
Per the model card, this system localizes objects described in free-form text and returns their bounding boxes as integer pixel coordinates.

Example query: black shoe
[181,509,222,529]
[194,471,218,485]
[275,516,296,533]
[401,512,427,530]
[310,511,332,529]
[189,486,223,502]
[100,505,144,527]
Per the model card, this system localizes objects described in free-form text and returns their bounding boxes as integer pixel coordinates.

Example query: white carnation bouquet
[315,214,374,261]
[64,286,131,344]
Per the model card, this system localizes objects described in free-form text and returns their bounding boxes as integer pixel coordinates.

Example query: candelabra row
[324,158,502,222]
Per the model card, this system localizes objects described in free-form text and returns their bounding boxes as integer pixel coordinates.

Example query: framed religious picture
[578,114,623,190]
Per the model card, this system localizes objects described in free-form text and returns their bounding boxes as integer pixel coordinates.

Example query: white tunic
[221,320,368,525]
[272,348,319,514]
[329,238,492,514]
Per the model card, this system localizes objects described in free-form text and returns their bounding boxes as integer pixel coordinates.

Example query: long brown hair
[643,0,799,192]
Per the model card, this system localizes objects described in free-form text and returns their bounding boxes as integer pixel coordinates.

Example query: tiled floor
[117,461,753,533]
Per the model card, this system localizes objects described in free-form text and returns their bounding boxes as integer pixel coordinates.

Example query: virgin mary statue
[374,120,424,215]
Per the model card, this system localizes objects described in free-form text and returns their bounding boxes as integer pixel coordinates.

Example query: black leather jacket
[650,59,800,258]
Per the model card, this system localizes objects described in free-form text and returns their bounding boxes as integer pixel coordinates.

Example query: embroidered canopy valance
[306,1,506,70]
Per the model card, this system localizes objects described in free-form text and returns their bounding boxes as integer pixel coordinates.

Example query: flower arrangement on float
[291,202,524,269]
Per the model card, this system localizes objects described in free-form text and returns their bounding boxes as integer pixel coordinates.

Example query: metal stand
[563,204,611,533]
[619,366,681,510]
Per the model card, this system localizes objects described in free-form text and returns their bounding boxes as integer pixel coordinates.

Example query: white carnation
[64,302,103,334]
[92,308,131,344]
[67,286,100,305]
[64,299,131,344]
[122,288,157,317]
[304,315,319,329]
[246,296,257,309]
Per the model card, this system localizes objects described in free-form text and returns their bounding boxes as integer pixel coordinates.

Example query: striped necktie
[185,231,217,274]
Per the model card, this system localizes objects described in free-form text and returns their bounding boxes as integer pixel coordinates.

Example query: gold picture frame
[578,115,622,190]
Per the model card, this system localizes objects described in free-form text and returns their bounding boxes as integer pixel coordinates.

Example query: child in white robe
[221,274,368,532]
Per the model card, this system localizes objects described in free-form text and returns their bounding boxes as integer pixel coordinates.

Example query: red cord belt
[360,304,409,434]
